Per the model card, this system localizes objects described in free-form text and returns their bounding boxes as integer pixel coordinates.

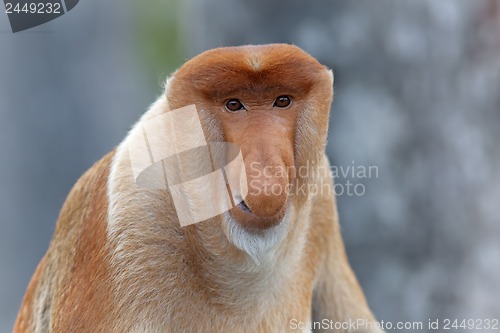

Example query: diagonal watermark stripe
[127,104,247,227]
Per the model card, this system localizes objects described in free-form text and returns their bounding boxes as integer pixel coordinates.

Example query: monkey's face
[167,44,333,230]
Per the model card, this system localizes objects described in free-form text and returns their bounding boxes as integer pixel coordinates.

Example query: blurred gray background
[1,0,499,331]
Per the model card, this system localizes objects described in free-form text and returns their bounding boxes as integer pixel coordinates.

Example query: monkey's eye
[225,99,245,112]
[273,96,292,108]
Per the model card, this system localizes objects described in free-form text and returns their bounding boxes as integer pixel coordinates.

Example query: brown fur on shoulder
[14,152,115,332]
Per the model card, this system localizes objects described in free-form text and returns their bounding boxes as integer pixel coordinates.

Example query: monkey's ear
[163,76,179,111]
[326,69,334,85]
[163,76,173,96]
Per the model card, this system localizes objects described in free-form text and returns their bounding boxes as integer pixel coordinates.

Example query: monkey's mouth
[231,198,286,230]
[237,200,253,213]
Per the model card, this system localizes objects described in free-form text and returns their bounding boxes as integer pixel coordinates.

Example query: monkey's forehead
[171,44,330,100]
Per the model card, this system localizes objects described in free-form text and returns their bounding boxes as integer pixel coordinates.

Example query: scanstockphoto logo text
[248,160,379,197]
[3,0,79,33]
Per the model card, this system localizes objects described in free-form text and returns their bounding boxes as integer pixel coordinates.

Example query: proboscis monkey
[14,44,384,333]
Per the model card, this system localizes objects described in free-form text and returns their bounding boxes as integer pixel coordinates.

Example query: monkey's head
[167,44,333,231]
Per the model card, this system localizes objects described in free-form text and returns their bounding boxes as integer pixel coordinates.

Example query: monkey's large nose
[243,170,288,218]
[227,154,289,229]
[229,151,290,229]
[226,117,294,229]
